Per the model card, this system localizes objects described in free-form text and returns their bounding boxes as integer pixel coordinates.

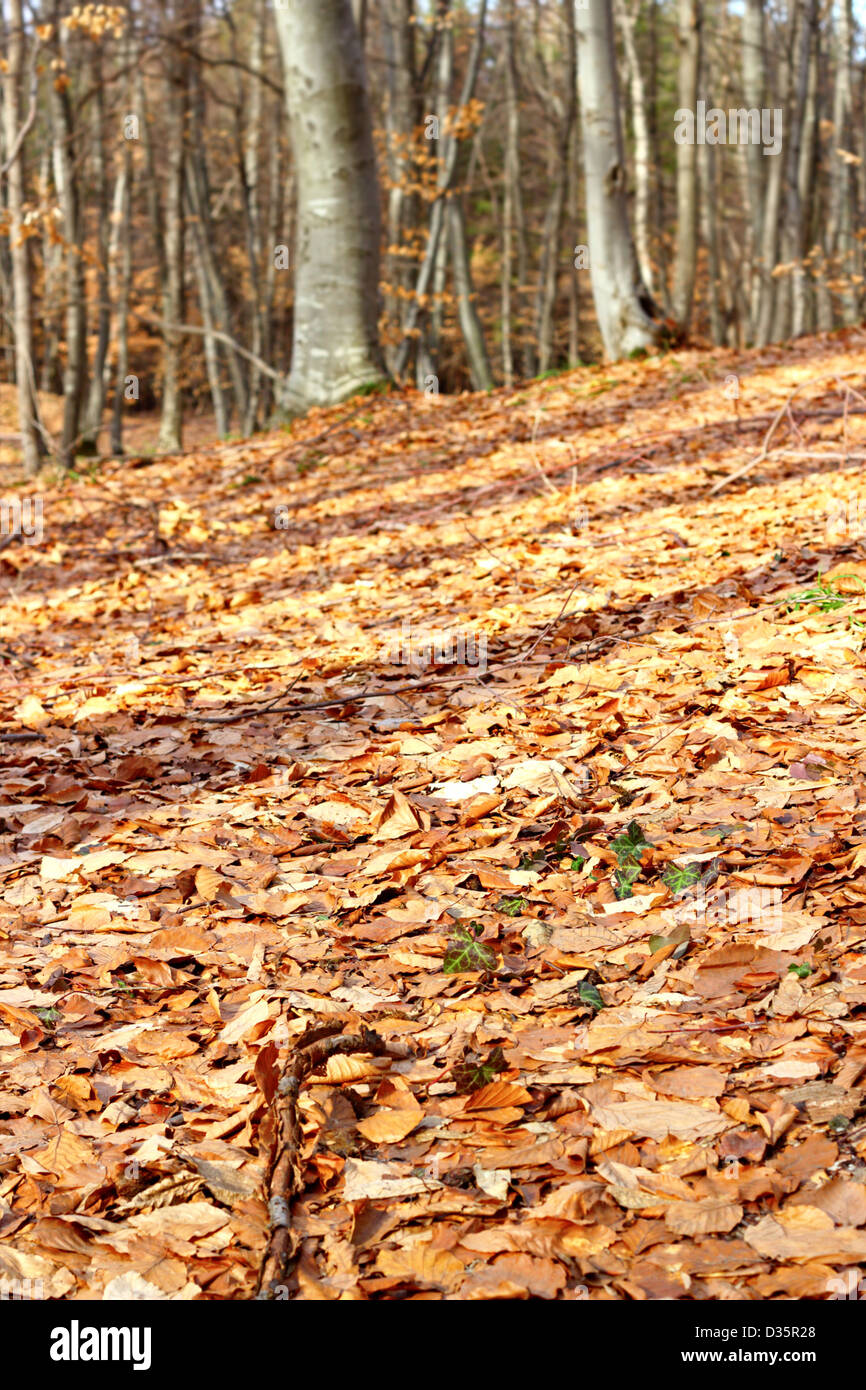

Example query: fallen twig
[256,1026,398,1300]
[708,371,866,495]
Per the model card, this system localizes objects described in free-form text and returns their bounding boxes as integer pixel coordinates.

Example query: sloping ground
[1,333,866,1300]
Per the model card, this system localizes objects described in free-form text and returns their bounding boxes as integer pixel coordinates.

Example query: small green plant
[661,862,702,895]
[610,820,651,900]
[776,574,863,614]
[443,922,497,975]
[452,1045,507,1094]
[788,963,812,979]
[613,863,642,899]
[611,820,651,864]
[496,896,528,917]
[577,981,605,1011]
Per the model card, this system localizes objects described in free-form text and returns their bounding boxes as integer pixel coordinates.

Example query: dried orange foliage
[2,335,866,1301]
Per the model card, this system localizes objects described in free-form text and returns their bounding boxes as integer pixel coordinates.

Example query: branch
[0,36,42,183]
[256,1027,402,1300]
[133,312,282,381]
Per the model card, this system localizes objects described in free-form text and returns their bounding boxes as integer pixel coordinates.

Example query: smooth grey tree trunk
[672,0,701,330]
[50,23,87,470]
[1,0,42,473]
[827,0,858,324]
[275,0,385,410]
[755,5,794,347]
[743,0,766,338]
[81,46,110,453]
[575,0,660,358]
[449,198,493,390]
[616,0,655,297]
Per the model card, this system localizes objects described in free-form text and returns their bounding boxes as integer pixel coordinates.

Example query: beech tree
[1,0,42,473]
[575,0,660,358]
[274,0,385,410]
[4,0,866,467]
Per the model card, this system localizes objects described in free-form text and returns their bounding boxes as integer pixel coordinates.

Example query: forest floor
[2,331,866,1300]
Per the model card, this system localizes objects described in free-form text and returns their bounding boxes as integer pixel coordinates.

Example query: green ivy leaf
[578,981,605,1011]
[443,923,497,975]
[610,820,651,867]
[613,863,642,899]
[496,896,527,917]
[788,963,812,979]
[452,1045,507,1094]
[661,862,702,895]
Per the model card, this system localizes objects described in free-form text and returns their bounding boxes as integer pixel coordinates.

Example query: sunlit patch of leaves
[443,922,497,974]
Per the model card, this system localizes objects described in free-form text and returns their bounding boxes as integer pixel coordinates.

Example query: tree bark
[616,0,655,298]
[575,0,661,359]
[743,0,766,338]
[275,0,385,410]
[157,2,196,453]
[672,0,701,331]
[1,0,42,473]
[50,17,87,470]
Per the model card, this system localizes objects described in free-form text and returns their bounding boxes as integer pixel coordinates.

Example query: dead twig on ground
[256,1026,400,1300]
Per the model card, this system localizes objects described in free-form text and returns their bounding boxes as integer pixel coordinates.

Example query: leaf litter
[1,339,866,1299]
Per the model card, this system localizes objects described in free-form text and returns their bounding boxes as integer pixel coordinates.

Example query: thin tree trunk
[1,0,42,473]
[81,45,110,452]
[755,10,794,347]
[394,0,489,384]
[157,3,195,453]
[382,0,418,375]
[448,197,492,389]
[788,0,817,339]
[743,0,766,338]
[533,0,576,375]
[50,17,87,470]
[827,0,858,324]
[672,0,701,330]
[616,0,655,297]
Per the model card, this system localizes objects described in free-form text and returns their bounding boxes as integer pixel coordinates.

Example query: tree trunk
[81,44,110,452]
[50,19,87,470]
[533,0,576,376]
[449,197,493,389]
[743,0,766,338]
[275,0,385,410]
[616,0,655,297]
[1,0,42,473]
[755,10,794,347]
[393,0,489,385]
[827,0,858,324]
[672,0,701,331]
[575,0,661,359]
[157,3,195,453]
